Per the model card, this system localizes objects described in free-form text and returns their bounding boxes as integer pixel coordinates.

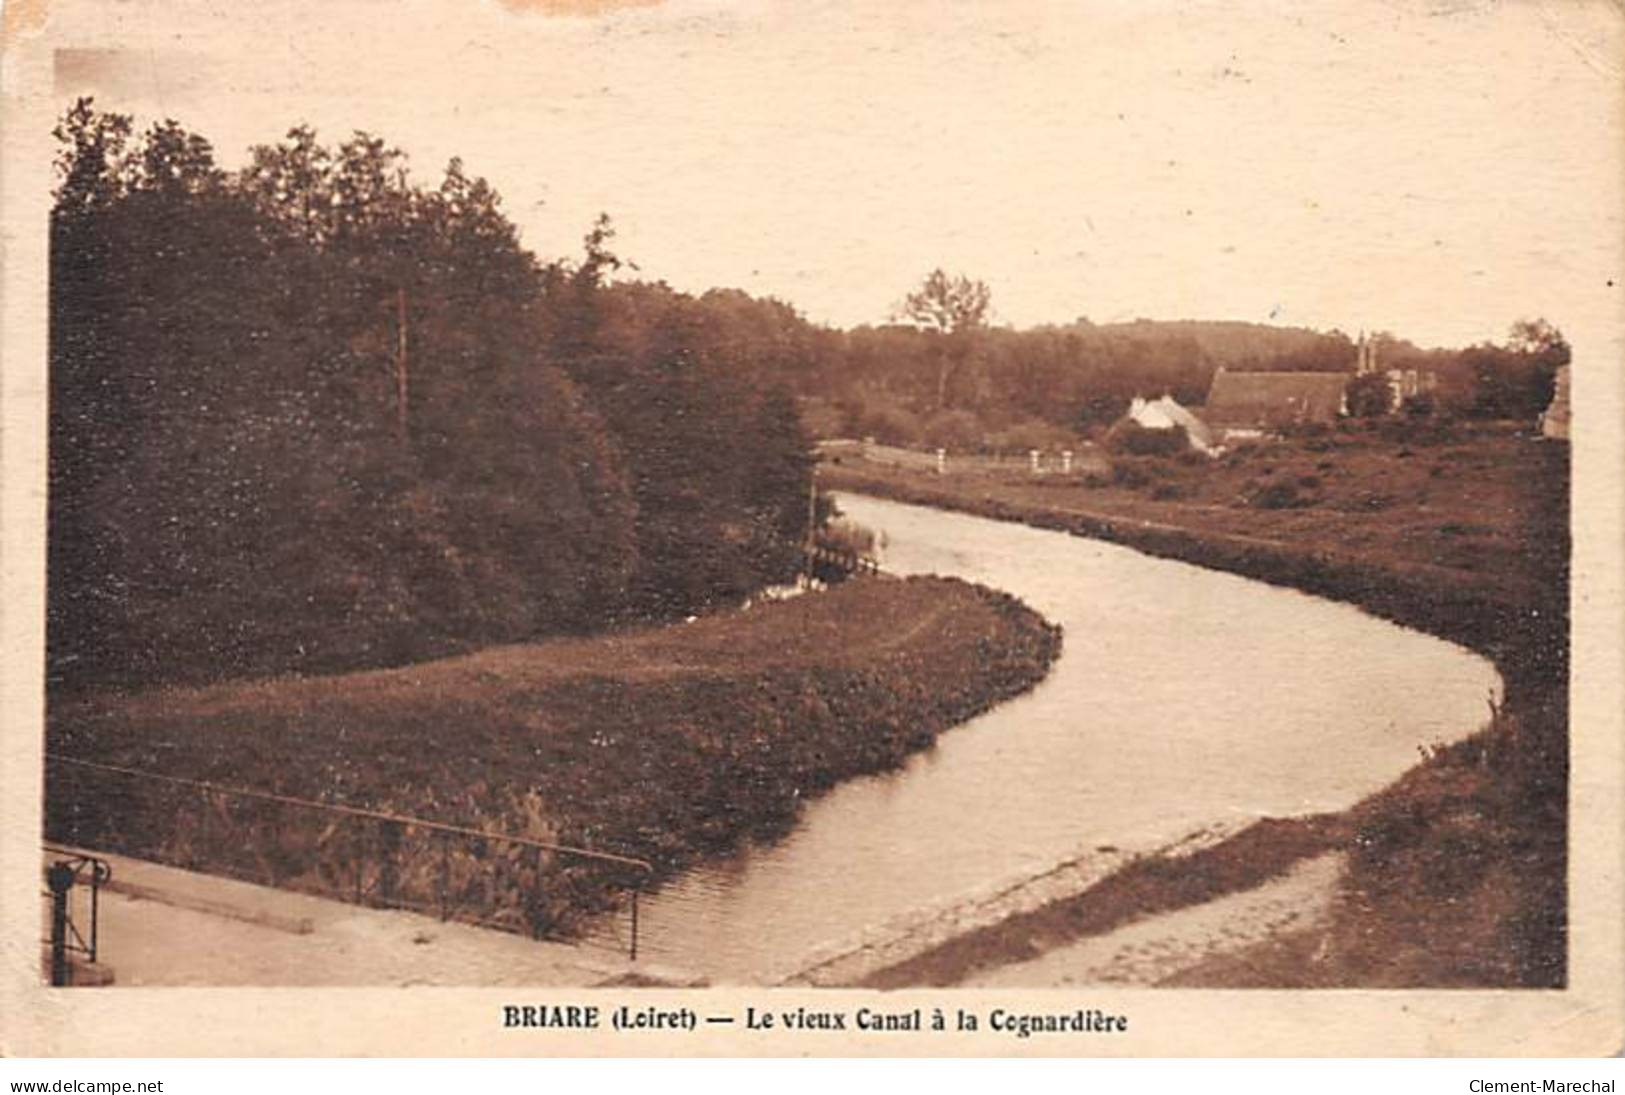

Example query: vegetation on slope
[47,576,1062,938]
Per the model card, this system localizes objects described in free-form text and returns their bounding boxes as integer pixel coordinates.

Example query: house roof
[1155,397,1215,449]
[1128,395,1217,449]
[1203,369,1348,427]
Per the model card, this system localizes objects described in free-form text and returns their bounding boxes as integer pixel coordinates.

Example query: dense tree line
[812,314,1566,450]
[49,101,814,687]
[48,101,1567,685]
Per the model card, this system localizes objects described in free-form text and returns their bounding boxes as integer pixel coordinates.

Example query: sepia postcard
[2,0,1622,1058]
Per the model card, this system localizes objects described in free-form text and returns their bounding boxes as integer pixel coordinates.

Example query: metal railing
[803,542,881,583]
[41,846,111,985]
[44,753,654,960]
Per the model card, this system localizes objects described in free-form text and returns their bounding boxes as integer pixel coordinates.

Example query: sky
[41,0,1625,354]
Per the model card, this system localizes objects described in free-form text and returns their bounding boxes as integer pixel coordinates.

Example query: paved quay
[42,848,705,988]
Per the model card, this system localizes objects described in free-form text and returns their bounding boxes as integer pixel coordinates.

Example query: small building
[1203,367,1349,439]
[1123,394,1219,454]
[1355,330,1437,411]
[1540,364,1571,440]
[1384,367,1438,409]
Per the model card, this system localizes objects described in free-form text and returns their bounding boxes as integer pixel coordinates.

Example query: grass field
[821,420,1568,988]
[47,575,1062,939]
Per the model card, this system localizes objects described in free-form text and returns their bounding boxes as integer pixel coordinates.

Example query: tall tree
[897,268,992,409]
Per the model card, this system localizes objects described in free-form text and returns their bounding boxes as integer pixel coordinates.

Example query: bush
[819,518,878,557]
[921,408,984,451]
[1222,441,1263,466]
[991,418,1080,455]
[1111,461,1152,490]
[1346,372,1393,418]
[1402,393,1436,418]
[1110,456,1175,491]
[1251,481,1313,510]
[852,401,925,448]
[1107,420,1189,456]
[1378,416,1458,447]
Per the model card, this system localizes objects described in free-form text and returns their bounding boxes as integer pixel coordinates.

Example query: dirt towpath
[964,852,1343,988]
[42,848,704,987]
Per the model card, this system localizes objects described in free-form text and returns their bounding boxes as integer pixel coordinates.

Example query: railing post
[439,830,451,921]
[380,820,398,906]
[529,847,542,941]
[47,861,75,986]
[630,883,639,963]
[89,862,104,963]
[355,822,366,906]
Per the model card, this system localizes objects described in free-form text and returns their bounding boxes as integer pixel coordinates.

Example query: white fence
[816,438,1110,478]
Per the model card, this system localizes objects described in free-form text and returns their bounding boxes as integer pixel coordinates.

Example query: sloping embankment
[821,463,1567,988]
[46,575,1062,940]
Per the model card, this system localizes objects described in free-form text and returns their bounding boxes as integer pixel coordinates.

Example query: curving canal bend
[626,493,1500,983]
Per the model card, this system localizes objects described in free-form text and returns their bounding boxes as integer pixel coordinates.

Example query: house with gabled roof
[1203,367,1349,440]
[1123,394,1219,454]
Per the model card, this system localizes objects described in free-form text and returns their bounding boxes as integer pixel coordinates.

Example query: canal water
[627,493,1499,982]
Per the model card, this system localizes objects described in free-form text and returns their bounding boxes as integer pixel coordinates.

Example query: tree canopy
[49,100,815,687]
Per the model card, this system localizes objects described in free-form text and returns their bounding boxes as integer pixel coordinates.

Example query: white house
[1124,395,1219,454]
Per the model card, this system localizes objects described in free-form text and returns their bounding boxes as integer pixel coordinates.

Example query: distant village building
[1203,368,1349,440]
[1540,364,1571,440]
[1123,394,1219,454]
[1355,330,1438,411]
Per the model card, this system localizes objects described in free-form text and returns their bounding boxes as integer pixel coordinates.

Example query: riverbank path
[40,848,705,988]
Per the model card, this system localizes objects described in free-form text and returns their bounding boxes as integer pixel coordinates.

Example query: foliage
[988,418,1080,455]
[49,100,813,686]
[818,518,878,558]
[1107,420,1189,456]
[848,394,925,447]
[50,576,1061,931]
[896,269,992,409]
[921,408,983,451]
[1346,372,1392,418]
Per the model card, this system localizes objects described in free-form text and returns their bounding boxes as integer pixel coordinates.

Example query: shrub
[1378,416,1459,448]
[1107,420,1189,456]
[819,518,878,558]
[1111,460,1153,490]
[1335,491,1395,512]
[1346,372,1393,418]
[1402,393,1437,418]
[990,418,1081,455]
[853,402,925,448]
[921,408,984,452]
[1222,441,1263,466]
[1251,481,1312,510]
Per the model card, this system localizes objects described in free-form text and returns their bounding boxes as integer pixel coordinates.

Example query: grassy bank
[822,424,1567,988]
[47,575,1062,940]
